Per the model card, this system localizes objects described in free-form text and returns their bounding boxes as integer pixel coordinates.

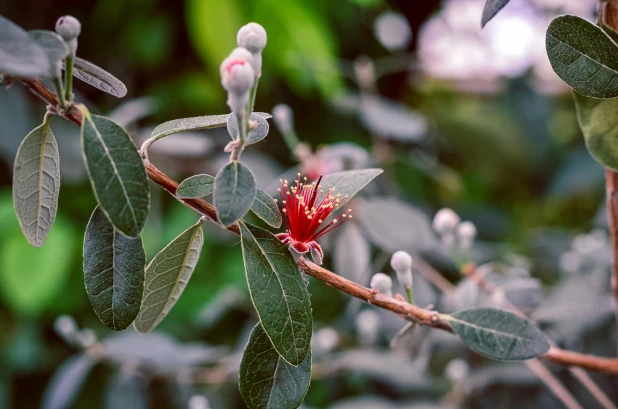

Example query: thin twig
[18,78,618,377]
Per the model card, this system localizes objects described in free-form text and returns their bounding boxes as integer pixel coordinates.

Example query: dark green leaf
[240,323,311,409]
[214,161,257,226]
[80,111,150,237]
[546,15,618,99]
[29,30,68,78]
[240,222,312,365]
[176,174,215,198]
[0,15,49,77]
[481,0,511,28]
[83,207,145,331]
[12,121,60,248]
[319,168,383,209]
[251,188,282,228]
[573,91,618,171]
[134,222,204,333]
[227,112,270,145]
[68,57,127,98]
[447,307,550,361]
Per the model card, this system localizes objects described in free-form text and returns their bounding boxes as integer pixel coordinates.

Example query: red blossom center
[276,174,352,246]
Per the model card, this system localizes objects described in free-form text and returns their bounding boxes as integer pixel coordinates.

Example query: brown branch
[18,78,618,377]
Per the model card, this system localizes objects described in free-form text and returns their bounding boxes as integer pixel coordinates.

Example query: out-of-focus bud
[355,309,380,345]
[77,328,97,348]
[313,327,340,355]
[220,48,255,114]
[237,22,267,74]
[370,272,393,297]
[54,315,78,341]
[272,104,294,136]
[55,15,81,53]
[456,221,477,251]
[432,208,460,235]
[189,395,210,409]
[445,358,469,384]
[391,250,413,289]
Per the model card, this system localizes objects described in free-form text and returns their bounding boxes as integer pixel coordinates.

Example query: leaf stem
[64,55,75,102]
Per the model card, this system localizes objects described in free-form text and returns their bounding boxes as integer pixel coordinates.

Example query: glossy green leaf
[68,57,127,98]
[240,323,311,409]
[80,111,150,237]
[134,222,204,333]
[83,207,145,331]
[0,15,49,77]
[0,209,76,317]
[481,0,511,28]
[251,188,282,228]
[176,174,215,198]
[319,168,383,209]
[214,161,257,226]
[227,113,270,145]
[546,15,618,99]
[240,222,312,365]
[573,91,618,171]
[29,30,68,79]
[447,307,550,361]
[12,121,60,248]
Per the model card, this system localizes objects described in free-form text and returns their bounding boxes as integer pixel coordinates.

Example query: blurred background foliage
[1,0,617,408]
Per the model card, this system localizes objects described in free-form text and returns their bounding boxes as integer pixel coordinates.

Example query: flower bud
[272,104,294,135]
[456,220,477,251]
[237,22,267,74]
[189,395,210,409]
[370,272,393,297]
[220,48,255,114]
[391,250,413,289]
[54,314,78,341]
[55,15,81,53]
[432,208,460,235]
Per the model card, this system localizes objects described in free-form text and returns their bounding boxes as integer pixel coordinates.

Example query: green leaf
[251,188,282,228]
[68,57,127,98]
[0,15,49,77]
[573,91,618,171]
[12,121,60,248]
[0,209,76,317]
[239,222,312,365]
[214,161,257,226]
[134,221,204,333]
[319,168,383,209]
[83,207,146,331]
[29,30,69,78]
[151,112,271,140]
[227,113,270,145]
[546,15,618,99]
[481,0,511,28]
[240,323,311,409]
[177,174,215,198]
[447,307,550,361]
[80,111,150,238]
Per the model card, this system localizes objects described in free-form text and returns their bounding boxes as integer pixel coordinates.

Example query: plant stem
[405,287,414,305]
[64,55,75,102]
[52,77,66,110]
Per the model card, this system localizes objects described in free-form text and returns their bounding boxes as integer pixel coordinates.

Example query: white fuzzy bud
[55,16,81,53]
[456,221,477,251]
[391,250,413,289]
[237,22,267,74]
[220,48,255,114]
[54,315,78,340]
[272,104,294,135]
[355,309,380,345]
[370,273,393,297]
[432,208,460,235]
[445,358,469,384]
[189,395,210,409]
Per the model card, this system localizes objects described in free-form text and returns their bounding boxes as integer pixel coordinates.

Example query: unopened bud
[445,358,469,384]
[189,395,210,409]
[55,16,81,53]
[220,48,255,113]
[391,250,413,289]
[237,22,267,74]
[370,272,393,297]
[457,221,477,251]
[432,208,460,235]
[272,104,294,135]
[54,314,78,340]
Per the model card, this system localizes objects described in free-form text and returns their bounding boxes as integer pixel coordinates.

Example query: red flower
[275,174,352,260]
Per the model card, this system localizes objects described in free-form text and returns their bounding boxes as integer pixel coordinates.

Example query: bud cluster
[432,208,477,253]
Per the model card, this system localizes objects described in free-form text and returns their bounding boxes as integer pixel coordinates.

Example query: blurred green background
[1,0,616,408]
